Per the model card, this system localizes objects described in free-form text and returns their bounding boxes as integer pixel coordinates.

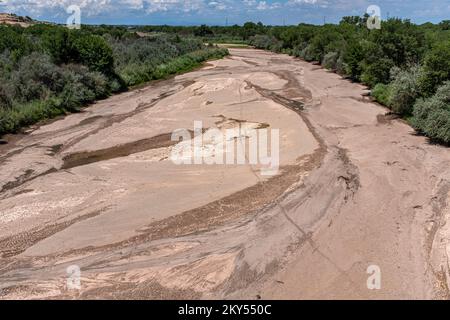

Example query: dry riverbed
[0,49,449,300]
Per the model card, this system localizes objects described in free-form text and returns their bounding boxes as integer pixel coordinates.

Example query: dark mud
[61,133,177,170]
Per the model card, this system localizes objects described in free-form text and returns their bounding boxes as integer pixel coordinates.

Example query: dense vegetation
[0,24,228,136]
[134,23,261,43]
[138,19,450,144]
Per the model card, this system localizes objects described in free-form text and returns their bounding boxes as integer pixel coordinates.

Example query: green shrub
[412,82,450,143]
[0,97,65,135]
[63,64,111,99]
[73,35,115,74]
[0,85,13,110]
[194,25,214,37]
[360,58,394,87]
[0,51,14,78]
[42,27,74,64]
[371,83,392,106]
[11,52,65,102]
[119,47,228,86]
[0,26,33,61]
[344,41,364,81]
[388,65,423,115]
[419,42,450,96]
[292,44,305,58]
[322,51,339,70]
[335,54,346,74]
[249,35,281,51]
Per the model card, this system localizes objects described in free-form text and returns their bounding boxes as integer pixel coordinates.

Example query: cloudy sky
[1,0,449,25]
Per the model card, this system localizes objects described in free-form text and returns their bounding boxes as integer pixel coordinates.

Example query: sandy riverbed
[0,49,449,300]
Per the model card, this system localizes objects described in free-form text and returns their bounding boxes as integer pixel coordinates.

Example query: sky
[0,0,449,26]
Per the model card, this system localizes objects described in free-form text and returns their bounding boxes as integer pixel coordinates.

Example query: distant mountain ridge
[0,13,36,27]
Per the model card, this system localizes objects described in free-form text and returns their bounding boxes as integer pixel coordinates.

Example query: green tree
[388,65,423,115]
[73,35,115,74]
[412,81,450,143]
[0,26,33,61]
[241,22,264,40]
[344,40,364,80]
[42,27,74,64]
[194,25,214,37]
[420,41,450,95]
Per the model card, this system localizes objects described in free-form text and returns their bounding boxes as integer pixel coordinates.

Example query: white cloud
[208,1,228,10]
[287,0,318,5]
[290,0,317,3]
[0,0,208,15]
[256,1,281,10]
[1,0,448,23]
